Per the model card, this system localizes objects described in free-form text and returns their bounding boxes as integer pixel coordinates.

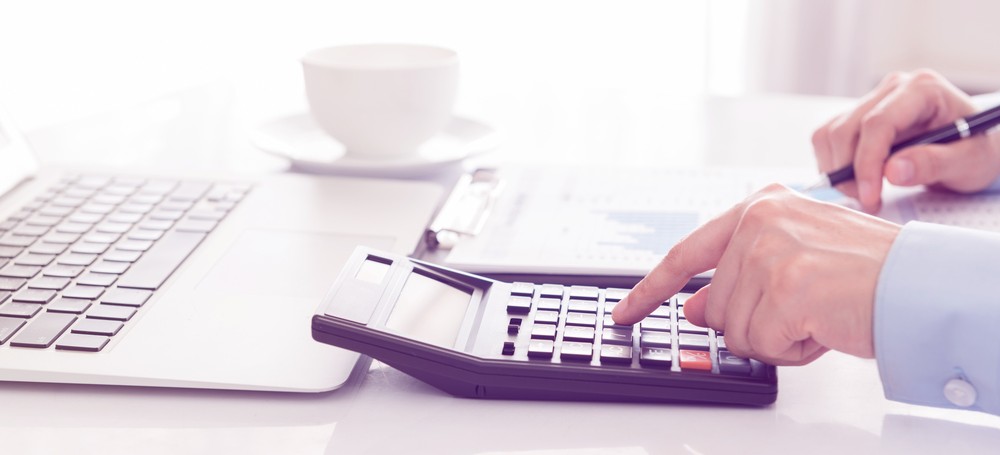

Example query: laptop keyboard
[0,175,250,352]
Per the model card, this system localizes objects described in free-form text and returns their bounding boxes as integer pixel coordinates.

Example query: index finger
[612,201,744,325]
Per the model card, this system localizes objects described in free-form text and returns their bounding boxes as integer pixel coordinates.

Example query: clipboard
[417,165,817,290]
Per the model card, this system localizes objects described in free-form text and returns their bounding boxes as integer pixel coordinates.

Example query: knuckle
[880,71,904,87]
[910,68,942,84]
[742,195,786,223]
[811,127,829,150]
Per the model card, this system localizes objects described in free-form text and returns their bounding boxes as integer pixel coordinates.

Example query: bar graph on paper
[443,165,812,276]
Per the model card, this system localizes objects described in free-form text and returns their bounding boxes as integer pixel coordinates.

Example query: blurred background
[1,0,998,168]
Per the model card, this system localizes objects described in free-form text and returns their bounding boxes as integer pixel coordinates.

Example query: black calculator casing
[312,247,777,406]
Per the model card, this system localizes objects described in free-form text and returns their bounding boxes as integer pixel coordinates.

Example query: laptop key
[0,302,42,318]
[42,265,85,278]
[75,272,118,287]
[0,277,26,291]
[55,333,110,352]
[0,246,22,258]
[101,288,152,307]
[0,264,42,279]
[71,318,123,336]
[117,231,206,290]
[62,284,105,300]
[0,316,26,344]
[47,297,92,314]
[86,304,136,321]
[13,288,57,303]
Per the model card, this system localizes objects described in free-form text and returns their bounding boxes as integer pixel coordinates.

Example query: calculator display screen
[384,270,472,348]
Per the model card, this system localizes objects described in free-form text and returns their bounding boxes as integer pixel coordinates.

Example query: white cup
[301,43,459,160]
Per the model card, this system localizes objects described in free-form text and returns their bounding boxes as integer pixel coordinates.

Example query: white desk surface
[6,86,1000,454]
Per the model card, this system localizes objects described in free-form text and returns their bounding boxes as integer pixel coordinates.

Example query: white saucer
[251,113,500,178]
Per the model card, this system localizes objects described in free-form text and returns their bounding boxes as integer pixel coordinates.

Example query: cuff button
[944,378,977,408]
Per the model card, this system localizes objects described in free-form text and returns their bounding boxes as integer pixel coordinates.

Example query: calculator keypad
[500,283,763,377]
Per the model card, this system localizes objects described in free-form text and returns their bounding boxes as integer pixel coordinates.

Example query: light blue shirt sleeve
[875,221,1000,414]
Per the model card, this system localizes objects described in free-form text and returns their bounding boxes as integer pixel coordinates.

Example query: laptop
[0,108,443,392]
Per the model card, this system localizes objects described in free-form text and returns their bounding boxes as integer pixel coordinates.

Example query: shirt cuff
[875,221,1000,413]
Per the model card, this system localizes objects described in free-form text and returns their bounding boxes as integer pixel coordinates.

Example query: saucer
[251,113,500,178]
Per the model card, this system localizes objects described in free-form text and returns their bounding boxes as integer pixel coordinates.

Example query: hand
[611,184,901,365]
[812,69,1000,214]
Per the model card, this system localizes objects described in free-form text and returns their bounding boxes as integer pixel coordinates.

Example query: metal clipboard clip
[425,168,505,250]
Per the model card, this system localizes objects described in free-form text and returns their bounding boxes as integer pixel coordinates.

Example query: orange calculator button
[679,349,712,371]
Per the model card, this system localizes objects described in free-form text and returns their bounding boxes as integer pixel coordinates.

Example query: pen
[805,103,1000,190]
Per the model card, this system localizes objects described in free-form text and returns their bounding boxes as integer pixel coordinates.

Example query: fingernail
[891,158,915,184]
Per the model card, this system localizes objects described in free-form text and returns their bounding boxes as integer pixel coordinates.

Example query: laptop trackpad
[197,229,395,300]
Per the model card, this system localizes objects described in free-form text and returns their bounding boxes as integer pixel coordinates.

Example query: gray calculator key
[639,331,672,348]
[538,284,563,298]
[510,282,534,296]
[640,317,671,332]
[563,325,595,341]
[604,314,634,329]
[55,333,110,352]
[718,350,752,375]
[530,324,556,340]
[566,299,597,313]
[604,288,629,302]
[640,347,673,368]
[0,316,26,344]
[601,327,633,345]
[9,312,76,348]
[116,231,206,290]
[505,296,532,314]
[565,312,597,327]
[560,341,593,361]
[568,286,599,300]
[533,310,559,324]
[536,297,561,311]
[678,333,711,350]
[649,306,671,318]
[717,335,727,350]
[677,319,709,334]
[600,344,632,364]
[527,339,554,358]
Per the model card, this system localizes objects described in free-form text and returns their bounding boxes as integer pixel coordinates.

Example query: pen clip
[426,168,504,250]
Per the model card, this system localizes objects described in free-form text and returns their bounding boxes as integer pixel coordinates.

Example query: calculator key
[677,319,709,334]
[507,324,519,335]
[679,349,713,371]
[600,344,632,364]
[510,282,534,296]
[649,306,671,318]
[538,284,563,298]
[603,314,631,328]
[533,310,559,324]
[716,335,727,350]
[718,350,752,375]
[604,288,628,302]
[501,341,516,356]
[639,347,672,368]
[536,297,561,311]
[602,301,618,312]
[566,299,597,313]
[559,341,593,361]
[639,317,671,332]
[568,286,599,300]
[639,331,672,348]
[527,339,554,358]
[563,325,595,341]
[565,312,597,327]
[530,323,557,340]
[678,333,711,350]
[505,296,532,314]
[601,327,633,345]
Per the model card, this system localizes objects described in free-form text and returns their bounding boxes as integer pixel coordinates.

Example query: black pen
[806,103,1000,190]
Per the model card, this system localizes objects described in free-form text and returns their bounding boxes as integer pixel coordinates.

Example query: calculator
[312,247,777,405]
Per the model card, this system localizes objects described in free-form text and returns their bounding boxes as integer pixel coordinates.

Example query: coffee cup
[301,43,459,160]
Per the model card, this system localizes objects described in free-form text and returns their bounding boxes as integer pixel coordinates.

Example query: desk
[5,86,1000,454]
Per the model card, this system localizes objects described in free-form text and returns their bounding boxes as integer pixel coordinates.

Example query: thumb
[884,143,965,187]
